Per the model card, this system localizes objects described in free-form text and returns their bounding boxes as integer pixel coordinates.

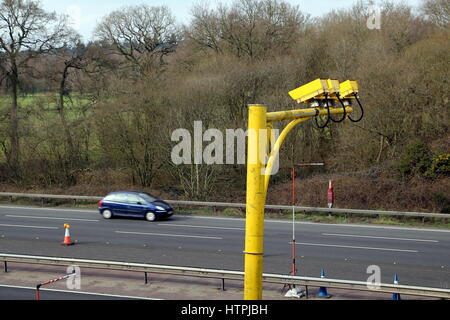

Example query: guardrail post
[222,278,225,291]
[144,272,148,284]
[36,285,41,301]
[3,261,7,272]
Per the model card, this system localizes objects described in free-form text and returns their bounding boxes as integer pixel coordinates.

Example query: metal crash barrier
[1,253,449,299]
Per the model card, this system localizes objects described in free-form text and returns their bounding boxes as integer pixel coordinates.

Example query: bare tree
[421,0,450,28]
[189,4,222,54]
[56,43,87,171]
[95,5,180,76]
[0,0,78,177]
[188,0,309,59]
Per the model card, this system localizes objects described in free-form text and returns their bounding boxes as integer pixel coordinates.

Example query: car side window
[127,194,143,204]
[113,194,128,203]
[104,195,116,201]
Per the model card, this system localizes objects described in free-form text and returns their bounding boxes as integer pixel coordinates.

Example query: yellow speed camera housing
[339,80,359,99]
[325,79,341,101]
[288,78,329,104]
[326,79,340,97]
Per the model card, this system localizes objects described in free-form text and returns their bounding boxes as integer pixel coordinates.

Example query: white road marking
[291,242,419,253]
[0,205,97,214]
[0,284,161,300]
[0,224,58,230]
[158,223,244,231]
[181,215,450,233]
[5,215,99,222]
[322,233,439,243]
[115,230,223,240]
[0,206,448,233]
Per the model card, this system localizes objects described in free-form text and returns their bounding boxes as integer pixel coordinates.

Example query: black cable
[348,93,364,122]
[329,93,347,123]
[315,94,331,129]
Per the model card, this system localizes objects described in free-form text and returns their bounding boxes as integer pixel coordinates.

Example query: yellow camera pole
[244,105,267,301]
[244,79,358,300]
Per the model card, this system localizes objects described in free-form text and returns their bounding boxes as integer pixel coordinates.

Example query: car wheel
[102,209,113,219]
[145,211,156,222]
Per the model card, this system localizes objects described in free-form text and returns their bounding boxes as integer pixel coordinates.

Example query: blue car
[98,191,173,221]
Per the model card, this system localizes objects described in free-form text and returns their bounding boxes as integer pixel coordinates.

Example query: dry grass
[266,175,450,213]
[0,170,448,214]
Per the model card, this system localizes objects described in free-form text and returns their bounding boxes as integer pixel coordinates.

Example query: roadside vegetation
[0,0,448,217]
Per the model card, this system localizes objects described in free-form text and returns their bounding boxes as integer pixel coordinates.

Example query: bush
[395,142,433,178]
[432,192,450,214]
[426,153,450,178]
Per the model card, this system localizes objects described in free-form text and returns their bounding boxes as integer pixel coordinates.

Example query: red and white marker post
[36,272,76,300]
[290,163,325,275]
[327,180,334,209]
[285,163,325,298]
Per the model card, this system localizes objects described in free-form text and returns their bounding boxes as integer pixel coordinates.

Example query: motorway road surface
[0,205,449,289]
[0,285,146,300]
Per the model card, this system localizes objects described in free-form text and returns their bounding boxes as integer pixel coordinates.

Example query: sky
[40,0,424,42]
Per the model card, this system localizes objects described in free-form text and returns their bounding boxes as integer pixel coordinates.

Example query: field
[0,92,97,162]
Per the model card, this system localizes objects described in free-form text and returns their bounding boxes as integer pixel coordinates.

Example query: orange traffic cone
[61,224,74,246]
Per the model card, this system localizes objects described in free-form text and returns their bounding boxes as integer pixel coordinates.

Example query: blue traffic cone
[392,274,401,300]
[316,269,331,298]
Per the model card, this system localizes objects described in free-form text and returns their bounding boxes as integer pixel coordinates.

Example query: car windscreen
[138,193,157,203]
